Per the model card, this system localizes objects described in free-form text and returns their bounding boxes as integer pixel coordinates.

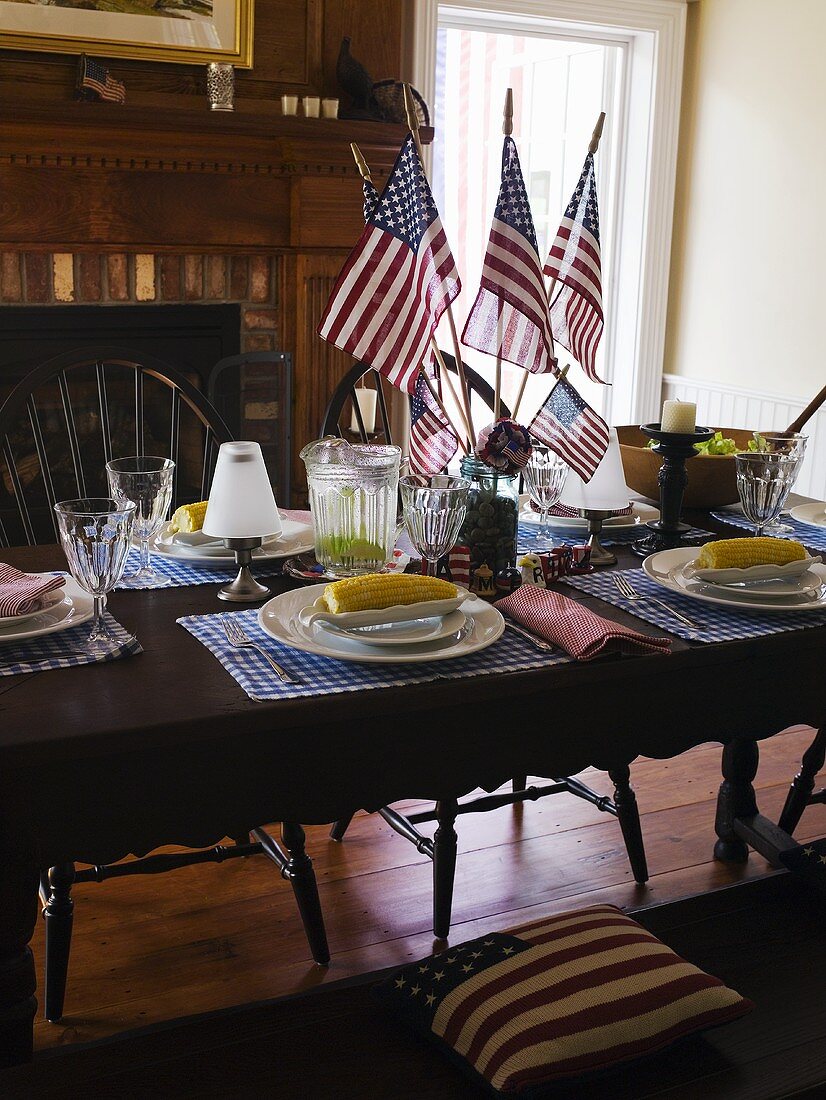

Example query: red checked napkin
[530,500,633,519]
[0,564,65,617]
[496,585,671,661]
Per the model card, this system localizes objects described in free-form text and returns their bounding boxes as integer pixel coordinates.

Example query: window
[411,0,687,431]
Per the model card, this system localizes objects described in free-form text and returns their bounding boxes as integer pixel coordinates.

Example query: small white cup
[321,97,339,119]
[281,94,298,116]
[302,95,320,118]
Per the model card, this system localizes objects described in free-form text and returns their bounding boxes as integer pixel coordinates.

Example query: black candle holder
[631,423,714,557]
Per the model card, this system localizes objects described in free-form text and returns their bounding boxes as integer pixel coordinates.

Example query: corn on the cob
[696,537,806,570]
[322,573,458,614]
[170,501,208,534]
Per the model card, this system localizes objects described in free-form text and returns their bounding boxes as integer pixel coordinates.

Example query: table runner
[712,510,826,553]
[564,568,826,643]
[0,612,142,676]
[178,608,571,701]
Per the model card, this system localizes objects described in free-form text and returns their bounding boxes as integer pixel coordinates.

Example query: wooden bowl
[617,425,755,509]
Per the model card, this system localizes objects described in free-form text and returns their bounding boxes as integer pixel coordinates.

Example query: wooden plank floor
[32,725,826,1053]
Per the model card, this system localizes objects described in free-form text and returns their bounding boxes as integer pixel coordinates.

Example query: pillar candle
[350,388,377,434]
[661,399,696,433]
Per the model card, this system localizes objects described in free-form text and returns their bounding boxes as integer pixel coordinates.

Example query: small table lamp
[558,428,631,566]
[203,441,282,602]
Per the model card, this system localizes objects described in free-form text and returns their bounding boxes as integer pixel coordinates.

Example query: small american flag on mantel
[76,55,127,104]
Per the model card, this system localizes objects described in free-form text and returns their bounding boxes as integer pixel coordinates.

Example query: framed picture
[0,1,254,68]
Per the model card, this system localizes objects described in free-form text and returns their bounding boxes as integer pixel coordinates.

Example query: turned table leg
[433,798,459,941]
[715,739,759,863]
[0,856,39,1067]
[43,862,76,1023]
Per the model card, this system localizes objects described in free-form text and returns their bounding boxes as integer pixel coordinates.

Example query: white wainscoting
[662,374,826,501]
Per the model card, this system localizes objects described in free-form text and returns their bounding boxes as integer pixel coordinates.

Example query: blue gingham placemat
[0,611,142,676]
[178,608,572,702]
[712,510,826,553]
[114,547,284,590]
[517,522,712,553]
[563,567,826,643]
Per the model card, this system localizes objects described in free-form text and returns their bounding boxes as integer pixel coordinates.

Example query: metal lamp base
[216,538,272,603]
[579,509,617,567]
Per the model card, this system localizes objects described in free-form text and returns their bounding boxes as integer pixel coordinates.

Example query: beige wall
[665,0,826,400]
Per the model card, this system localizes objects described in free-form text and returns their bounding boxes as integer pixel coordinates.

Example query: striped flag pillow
[374,903,751,1094]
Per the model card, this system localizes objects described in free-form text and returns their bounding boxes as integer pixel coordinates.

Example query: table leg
[714,739,759,863]
[433,798,458,941]
[281,822,330,966]
[0,856,39,1067]
[608,764,649,884]
[43,861,76,1022]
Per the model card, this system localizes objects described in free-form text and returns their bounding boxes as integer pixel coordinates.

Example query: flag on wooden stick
[409,360,459,476]
[362,178,380,222]
[318,135,461,395]
[529,375,609,482]
[462,136,556,375]
[544,153,605,383]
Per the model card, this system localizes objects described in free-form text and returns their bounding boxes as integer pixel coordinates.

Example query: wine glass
[735,452,798,537]
[54,498,136,654]
[754,433,808,535]
[521,447,568,550]
[399,475,470,577]
[106,457,175,588]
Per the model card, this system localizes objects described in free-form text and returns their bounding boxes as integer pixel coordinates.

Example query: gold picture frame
[0,1,254,69]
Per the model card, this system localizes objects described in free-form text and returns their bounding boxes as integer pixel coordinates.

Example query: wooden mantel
[0,105,432,252]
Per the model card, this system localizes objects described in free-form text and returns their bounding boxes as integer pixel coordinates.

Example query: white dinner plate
[0,577,94,643]
[298,589,469,630]
[681,570,821,599]
[317,609,466,647]
[789,502,826,529]
[259,583,504,663]
[643,547,826,612]
[684,555,820,587]
[153,515,315,563]
[0,587,66,627]
[519,497,659,531]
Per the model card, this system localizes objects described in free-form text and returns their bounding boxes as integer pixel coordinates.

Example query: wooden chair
[779,726,826,834]
[321,353,650,939]
[0,346,330,1021]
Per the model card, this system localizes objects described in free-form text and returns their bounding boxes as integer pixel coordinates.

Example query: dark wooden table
[1,521,825,1066]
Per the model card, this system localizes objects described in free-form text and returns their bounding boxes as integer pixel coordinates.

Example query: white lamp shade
[559,428,631,511]
[202,442,283,539]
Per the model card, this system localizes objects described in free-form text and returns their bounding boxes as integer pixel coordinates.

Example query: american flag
[318,135,461,395]
[77,56,126,104]
[409,362,458,476]
[462,136,556,374]
[544,153,604,383]
[529,375,609,482]
[362,178,380,222]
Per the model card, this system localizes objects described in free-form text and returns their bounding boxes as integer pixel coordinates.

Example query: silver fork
[221,615,300,685]
[612,573,701,630]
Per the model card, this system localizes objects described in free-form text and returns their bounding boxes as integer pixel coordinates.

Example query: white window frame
[409,0,687,426]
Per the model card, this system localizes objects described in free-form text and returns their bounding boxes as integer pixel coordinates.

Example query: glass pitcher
[300,437,401,576]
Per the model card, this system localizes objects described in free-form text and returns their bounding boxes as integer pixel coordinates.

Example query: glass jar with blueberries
[458,455,519,579]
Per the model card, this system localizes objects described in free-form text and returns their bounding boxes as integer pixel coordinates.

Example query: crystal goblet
[521,447,568,550]
[735,452,798,538]
[106,457,175,588]
[54,498,136,654]
[753,433,808,535]
[399,475,470,577]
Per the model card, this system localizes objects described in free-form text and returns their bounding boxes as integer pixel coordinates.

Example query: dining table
[1,508,825,1068]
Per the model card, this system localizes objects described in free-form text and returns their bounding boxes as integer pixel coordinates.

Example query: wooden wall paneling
[0,168,291,252]
[292,177,365,249]
[283,252,353,504]
[321,0,406,96]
